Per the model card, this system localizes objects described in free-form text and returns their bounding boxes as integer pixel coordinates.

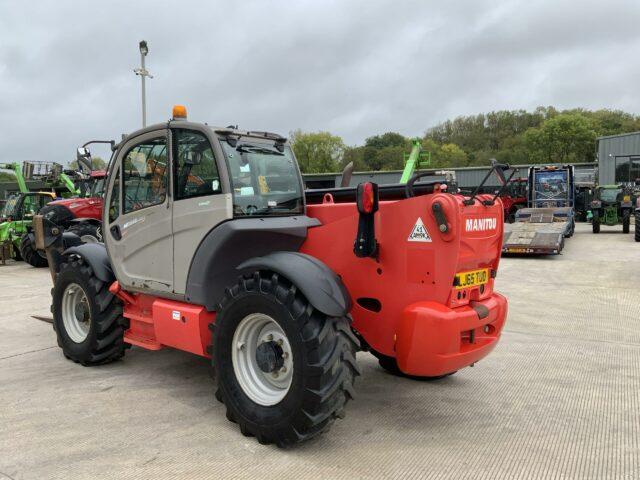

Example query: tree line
[291,107,640,173]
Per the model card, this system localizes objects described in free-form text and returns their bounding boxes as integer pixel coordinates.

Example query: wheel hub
[231,313,294,406]
[255,341,285,373]
[74,302,87,323]
[61,283,91,343]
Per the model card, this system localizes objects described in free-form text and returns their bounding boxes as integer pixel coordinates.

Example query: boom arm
[0,163,28,193]
[59,172,80,195]
[400,139,427,184]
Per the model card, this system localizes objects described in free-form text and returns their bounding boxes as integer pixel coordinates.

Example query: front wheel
[213,272,360,447]
[20,233,48,268]
[52,258,127,365]
[635,212,640,242]
[67,223,102,243]
[592,215,600,234]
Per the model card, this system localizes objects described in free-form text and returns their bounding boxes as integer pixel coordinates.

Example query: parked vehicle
[503,165,575,255]
[36,106,508,447]
[590,185,634,234]
[0,191,56,265]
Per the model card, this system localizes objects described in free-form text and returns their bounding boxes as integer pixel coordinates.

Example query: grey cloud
[1,0,639,164]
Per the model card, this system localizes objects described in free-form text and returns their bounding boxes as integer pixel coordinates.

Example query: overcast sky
[1,0,640,164]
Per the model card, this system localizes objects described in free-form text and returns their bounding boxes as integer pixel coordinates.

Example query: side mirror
[185,151,202,166]
[76,147,92,172]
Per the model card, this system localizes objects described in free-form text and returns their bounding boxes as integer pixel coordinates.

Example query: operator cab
[102,106,306,297]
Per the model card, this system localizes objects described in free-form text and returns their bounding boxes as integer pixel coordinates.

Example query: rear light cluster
[356,182,378,214]
[354,182,379,258]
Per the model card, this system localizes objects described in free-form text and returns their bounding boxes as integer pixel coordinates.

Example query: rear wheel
[622,211,630,234]
[592,214,600,234]
[52,258,126,365]
[213,272,360,447]
[372,351,457,380]
[19,233,48,268]
[635,212,640,242]
[67,223,102,243]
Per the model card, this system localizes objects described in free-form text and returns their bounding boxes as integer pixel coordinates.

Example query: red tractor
[500,177,527,223]
[20,170,106,267]
[36,107,508,447]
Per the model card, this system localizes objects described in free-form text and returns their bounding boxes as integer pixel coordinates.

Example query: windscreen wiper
[236,145,284,156]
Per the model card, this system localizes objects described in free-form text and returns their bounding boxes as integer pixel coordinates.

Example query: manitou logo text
[465,218,498,232]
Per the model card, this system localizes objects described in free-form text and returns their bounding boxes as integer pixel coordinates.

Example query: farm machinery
[502,165,575,255]
[0,162,59,264]
[500,177,527,223]
[34,106,508,446]
[590,185,634,234]
[0,191,56,264]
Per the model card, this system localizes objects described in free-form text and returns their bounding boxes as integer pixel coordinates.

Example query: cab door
[103,130,174,294]
[171,127,231,295]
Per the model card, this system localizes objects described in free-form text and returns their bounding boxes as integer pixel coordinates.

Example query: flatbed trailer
[502,165,575,256]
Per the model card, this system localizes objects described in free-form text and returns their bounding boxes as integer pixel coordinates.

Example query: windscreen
[533,170,569,207]
[220,140,304,217]
[600,188,622,203]
[1,196,19,218]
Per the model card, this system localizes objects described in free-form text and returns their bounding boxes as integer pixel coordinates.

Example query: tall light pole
[133,40,153,128]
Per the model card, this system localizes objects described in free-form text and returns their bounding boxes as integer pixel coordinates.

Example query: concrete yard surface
[0,223,639,479]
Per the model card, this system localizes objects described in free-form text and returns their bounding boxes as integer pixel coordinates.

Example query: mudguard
[63,242,114,283]
[238,252,352,317]
[184,216,321,310]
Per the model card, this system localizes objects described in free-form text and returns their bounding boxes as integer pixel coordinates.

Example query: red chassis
[109,190,508,378]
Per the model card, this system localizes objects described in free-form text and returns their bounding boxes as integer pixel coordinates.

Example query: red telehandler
[35,107,508,447]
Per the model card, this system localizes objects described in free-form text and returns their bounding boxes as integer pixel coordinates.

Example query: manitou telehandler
[35,106,508,447]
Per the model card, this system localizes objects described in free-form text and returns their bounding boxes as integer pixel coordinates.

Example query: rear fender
[63,242,114,283]
[238,252,352,317]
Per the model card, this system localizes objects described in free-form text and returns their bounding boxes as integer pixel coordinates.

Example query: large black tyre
[622,211,630,234]
[592,215,600,234]
[372,351,457,380]
[67,222,102,243]
[213,271,360,447]
[52,258,127,365]
[565,219,575,238]
[19,233,48,268]
[635,212,640,242]
[11,240,22,261]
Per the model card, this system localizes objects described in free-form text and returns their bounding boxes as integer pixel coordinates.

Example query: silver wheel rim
[231,313,293,406]
[80,235,99,244]
[61,283,91,343]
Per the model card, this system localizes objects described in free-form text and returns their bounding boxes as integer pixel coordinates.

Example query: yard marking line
[0,346,56,361]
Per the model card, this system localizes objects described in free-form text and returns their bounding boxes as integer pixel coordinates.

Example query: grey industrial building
[596,131,640,185]
[303,162,597,190]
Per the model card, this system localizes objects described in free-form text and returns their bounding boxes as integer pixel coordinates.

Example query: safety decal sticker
[408,217,432,242]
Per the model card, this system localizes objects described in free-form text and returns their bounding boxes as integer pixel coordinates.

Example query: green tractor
[590,185,635,234]
[0,191,56,264]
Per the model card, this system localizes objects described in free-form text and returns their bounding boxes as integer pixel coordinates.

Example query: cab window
[122,137,168,214]
[173,129,221,200]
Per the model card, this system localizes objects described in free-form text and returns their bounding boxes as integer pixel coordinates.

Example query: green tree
[525,113,597,163]
[0,172,14,182]
[364,132,408,149]
[290,130,345,173]
[69,156,107,171]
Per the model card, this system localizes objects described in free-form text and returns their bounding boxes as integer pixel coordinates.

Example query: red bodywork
[48,170,106,221]
[501,178,527,221]
[110,190,508,377]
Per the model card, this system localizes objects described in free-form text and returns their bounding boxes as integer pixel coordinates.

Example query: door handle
[110,225,122,241]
